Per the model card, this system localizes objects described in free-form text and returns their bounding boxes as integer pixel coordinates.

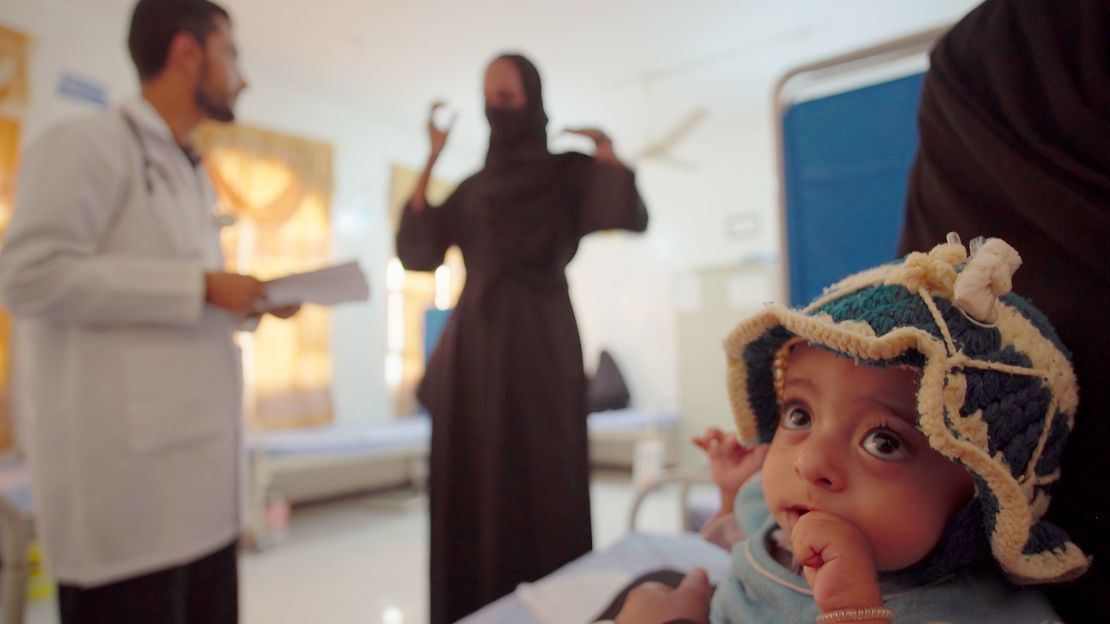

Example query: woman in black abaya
[395,53,648,622]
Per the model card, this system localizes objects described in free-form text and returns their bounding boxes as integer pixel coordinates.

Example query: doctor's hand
[263,304,301,320]
[204,272,266,315]
[614,568,711,624]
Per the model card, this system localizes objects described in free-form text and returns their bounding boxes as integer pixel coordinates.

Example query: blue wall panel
[782,72,924,305]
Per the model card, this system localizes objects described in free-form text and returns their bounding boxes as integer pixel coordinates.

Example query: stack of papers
[263,261,370,308]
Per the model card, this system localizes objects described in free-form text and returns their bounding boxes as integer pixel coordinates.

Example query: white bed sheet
[460,531,731,624]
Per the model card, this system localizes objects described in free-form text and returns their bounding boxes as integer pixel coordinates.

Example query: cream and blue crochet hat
[724,234,1087,584]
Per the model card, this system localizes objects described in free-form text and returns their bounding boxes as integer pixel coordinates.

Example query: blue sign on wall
[56,72,109,108]
[782,72,925,306]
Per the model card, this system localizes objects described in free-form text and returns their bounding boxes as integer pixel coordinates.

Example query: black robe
[898,1,1110,621]
[396,56,648,623]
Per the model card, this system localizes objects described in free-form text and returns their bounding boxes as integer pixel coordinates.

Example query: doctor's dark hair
[128,0,230,81]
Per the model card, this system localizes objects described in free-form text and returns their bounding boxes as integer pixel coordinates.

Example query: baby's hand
[790,511,882,613]
[692,428,768,497]
[614,568,711,624]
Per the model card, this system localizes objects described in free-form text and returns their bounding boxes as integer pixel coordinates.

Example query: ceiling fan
[633,107,710,169]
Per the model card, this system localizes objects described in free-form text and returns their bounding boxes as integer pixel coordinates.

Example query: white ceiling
[70,0,982,267]
[83,0,981,156]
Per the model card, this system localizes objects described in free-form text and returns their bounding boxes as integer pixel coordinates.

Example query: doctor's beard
[195,60,236,123]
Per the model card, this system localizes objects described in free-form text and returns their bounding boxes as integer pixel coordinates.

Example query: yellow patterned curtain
[0,118,18,239]
[0,118,19,450]
[0,24,32,450]
[0,26,32,111]
[196,123,335,430]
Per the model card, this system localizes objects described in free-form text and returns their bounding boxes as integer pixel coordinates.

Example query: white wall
[560,74,781,414]
[1,0,422,424]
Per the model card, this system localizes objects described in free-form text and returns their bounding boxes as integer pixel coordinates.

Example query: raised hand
[790,511,882,614]
[564,127,619,164]
[564,127,610,145]
[692,427,769,498]
[427,100,455,160]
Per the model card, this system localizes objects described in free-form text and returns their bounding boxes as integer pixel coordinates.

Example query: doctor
[0,1,293,622]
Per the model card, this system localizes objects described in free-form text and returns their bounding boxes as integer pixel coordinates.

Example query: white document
[263,261,370,307]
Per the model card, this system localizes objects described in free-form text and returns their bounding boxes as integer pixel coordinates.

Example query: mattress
[587,408,679,434]
[251,408,676,459]
[249,416,431,459]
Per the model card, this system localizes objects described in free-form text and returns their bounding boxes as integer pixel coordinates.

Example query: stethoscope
[120,110,237,228]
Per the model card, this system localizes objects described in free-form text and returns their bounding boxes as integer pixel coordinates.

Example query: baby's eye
[862,429,911,461]
[780,406,812,431]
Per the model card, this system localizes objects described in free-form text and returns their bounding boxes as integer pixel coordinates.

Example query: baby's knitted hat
[724,234,1087,584]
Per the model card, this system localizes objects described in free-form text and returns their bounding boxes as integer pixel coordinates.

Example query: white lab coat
[0,98,242,585]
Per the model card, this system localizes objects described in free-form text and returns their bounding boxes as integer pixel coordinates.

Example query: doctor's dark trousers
[56,540,238,624]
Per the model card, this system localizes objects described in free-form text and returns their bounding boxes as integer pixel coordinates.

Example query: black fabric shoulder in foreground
[900,1,1109,620]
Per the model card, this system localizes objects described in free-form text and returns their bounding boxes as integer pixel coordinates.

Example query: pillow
[587,349,631,413]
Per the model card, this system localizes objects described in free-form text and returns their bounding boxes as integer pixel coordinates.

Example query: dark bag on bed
[587,349,631,414]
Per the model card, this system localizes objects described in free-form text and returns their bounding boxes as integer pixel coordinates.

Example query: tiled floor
[25,470,697,624]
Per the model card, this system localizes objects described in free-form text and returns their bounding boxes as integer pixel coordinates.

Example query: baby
[613,235,1086,623]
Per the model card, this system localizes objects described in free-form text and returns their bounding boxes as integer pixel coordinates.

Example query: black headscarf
[477,54,568,297]
[483,53,550,170]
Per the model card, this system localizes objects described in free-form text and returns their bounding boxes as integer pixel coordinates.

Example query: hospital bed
[588,408,680,469]
[461,468,724,624]
[245,407,681,547]
[245,416,431,547]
